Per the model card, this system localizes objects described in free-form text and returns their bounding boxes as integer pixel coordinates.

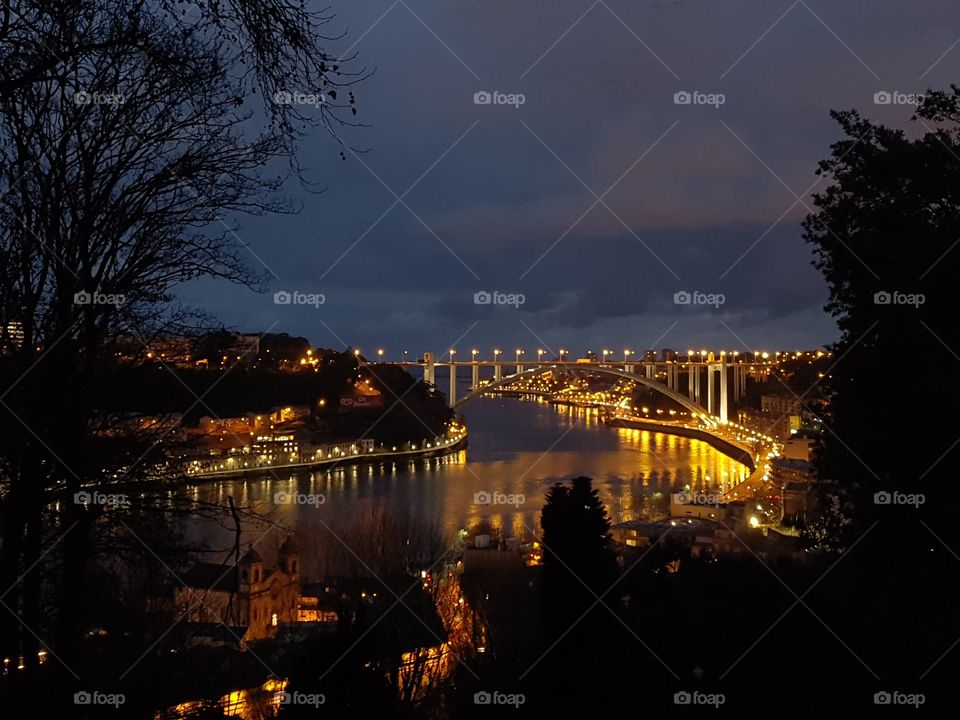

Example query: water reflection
[182,397,748,575]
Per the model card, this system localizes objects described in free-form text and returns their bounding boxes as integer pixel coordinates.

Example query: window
[271,612,278,627]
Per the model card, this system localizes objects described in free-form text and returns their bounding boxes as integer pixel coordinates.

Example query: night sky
[178,0,960,356]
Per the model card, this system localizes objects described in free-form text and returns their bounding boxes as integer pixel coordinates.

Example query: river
[181,396,749,577]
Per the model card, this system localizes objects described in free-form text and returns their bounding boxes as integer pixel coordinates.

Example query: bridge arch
[452,365,717,426]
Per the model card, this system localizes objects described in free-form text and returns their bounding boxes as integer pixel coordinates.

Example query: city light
[2,1,931,707]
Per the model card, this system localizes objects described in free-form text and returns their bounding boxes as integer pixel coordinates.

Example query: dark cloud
[179,0,960,355]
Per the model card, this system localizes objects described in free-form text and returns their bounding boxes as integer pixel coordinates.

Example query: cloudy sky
[180,0,960,358]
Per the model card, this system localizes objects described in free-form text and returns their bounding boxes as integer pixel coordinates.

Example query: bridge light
[377,348,384,359]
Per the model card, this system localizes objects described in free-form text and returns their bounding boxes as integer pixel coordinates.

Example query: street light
[602,349,611,363]
[493,348,502,359]
[623,349,633,363]
[377,348,384,361]
[449,348,456,362]
[515,349,524,361]
[403,349,409,362]
[537,348,545,362]
[472,348,479,362]
[559,348,568,361]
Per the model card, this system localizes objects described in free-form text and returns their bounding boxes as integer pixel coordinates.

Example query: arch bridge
[453,364,714,424]
[369,354,764,425]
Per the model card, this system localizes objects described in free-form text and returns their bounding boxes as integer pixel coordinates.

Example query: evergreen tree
[540,476,617,627]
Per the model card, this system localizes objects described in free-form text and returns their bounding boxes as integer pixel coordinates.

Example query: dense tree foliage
[803,88,960,546]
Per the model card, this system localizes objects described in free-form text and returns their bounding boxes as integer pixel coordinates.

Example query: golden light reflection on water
[187,399,751,561]
[164,677,286,720]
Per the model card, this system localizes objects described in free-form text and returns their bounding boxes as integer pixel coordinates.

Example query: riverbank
[604,416,757,471]
[185,433,468,480]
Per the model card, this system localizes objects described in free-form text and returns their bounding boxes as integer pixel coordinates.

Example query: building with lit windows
[2,320,24,350]
[251,433,300,463]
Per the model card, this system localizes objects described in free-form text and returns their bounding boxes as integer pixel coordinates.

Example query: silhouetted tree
[540,476,617,628]
[797,87,960,698]
[0,1,362,714]
[803,87,960,547]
